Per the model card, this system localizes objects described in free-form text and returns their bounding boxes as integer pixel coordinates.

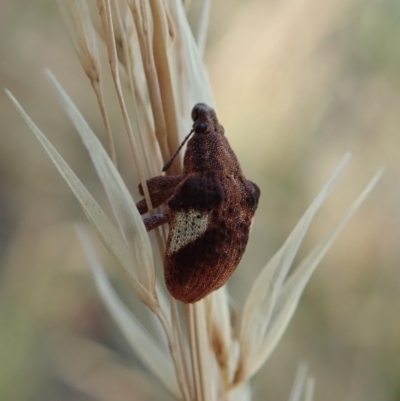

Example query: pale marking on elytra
[168,210,209,254]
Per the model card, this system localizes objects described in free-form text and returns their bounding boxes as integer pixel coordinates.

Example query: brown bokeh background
[1,1,400,400]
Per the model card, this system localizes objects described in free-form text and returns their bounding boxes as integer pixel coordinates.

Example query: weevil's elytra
[136,103,260,303]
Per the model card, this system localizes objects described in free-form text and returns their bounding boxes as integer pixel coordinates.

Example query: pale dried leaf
[289,363,314,401]
[206,287,233,384]
[276,170,383,316]
[76,227,180,399]
[240,154,351,370]
[6,89,155,306]
[169,0,215,118]
[228,382,252,401]
[59,0,117,165]
[303,378,315,401]
[46,70,156,299]
[195,0,212,57]
[114,5,159,175]
[146,0,182,171]
[100,0,160,218]
[193,301,215,401]
[53,334,169,401]
[126,0,172,167]
[111,0,158,173]
[245,168,383,378]
[58,0,100,82]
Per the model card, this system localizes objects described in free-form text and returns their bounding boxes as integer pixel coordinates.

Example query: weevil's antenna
[162,129,194,172]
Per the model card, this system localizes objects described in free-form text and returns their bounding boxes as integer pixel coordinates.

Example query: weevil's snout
[191,103,214,121]
[191,103,224,134]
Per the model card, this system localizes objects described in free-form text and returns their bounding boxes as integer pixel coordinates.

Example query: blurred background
[1,0,400,400]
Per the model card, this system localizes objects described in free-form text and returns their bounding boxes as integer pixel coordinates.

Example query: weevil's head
[162,103,226,172]
[191,103,225,135]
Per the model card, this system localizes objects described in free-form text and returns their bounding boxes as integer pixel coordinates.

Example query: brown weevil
[136,103,260,303]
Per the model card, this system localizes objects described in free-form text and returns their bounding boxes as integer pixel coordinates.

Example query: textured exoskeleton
[136,103,260,303]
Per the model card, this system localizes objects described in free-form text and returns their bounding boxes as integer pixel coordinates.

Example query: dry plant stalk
[6,1,383,400]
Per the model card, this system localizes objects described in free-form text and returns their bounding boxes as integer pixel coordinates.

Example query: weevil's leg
[136,174,185,214]
[136,186,176,214]
[139,174,186,196]
[244,180,261,210]
[143,212,169,231]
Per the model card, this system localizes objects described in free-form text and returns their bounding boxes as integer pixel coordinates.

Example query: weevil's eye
[195,122,208,133]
